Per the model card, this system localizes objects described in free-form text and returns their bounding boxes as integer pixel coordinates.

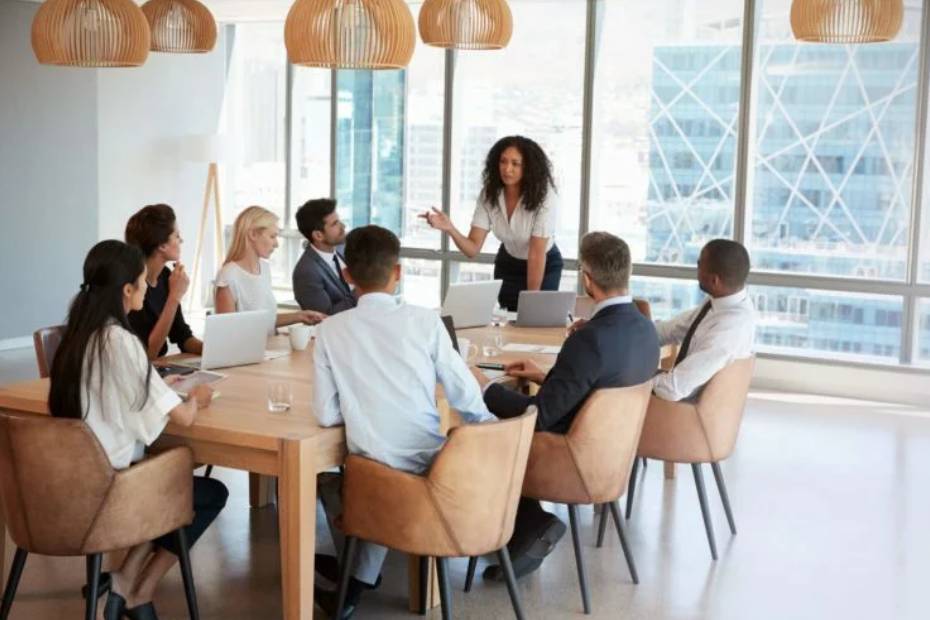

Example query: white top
[215,260,278,335]
[313,293,496,474]
[653,289,756,402]
[81,325,182,469]
[471,190,557,259]
[592,295,633,316]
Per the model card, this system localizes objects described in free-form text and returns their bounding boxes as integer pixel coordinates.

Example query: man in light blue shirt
[313,225,495,618]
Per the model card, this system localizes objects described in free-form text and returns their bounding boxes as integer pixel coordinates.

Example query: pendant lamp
[418,0,512,50]
[790,0,903,43]
[141,0,217,53]
[31,0,151,67]
[285,0,416,69]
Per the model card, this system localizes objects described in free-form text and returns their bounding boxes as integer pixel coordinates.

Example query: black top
[484,302,660,434]
[128,266,195,358]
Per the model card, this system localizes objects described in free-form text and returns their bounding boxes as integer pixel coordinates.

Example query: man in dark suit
[472,231,660,580]
[292,198,357,314]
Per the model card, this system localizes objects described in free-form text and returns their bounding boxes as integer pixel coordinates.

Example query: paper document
[502,343,560,355]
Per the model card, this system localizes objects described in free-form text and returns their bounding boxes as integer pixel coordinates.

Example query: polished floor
[2,346,930,619]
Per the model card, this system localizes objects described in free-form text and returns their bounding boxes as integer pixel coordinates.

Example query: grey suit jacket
[292,246,357,315]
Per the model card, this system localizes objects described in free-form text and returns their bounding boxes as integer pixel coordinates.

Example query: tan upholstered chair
[0,411,201,620]
[32,325,65,378]
[335,411,537,620]
[625,357,755,560]
[465,382,652,615]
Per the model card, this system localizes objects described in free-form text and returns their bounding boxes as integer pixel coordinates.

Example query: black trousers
[507,498,554,553]
[493,245,564,312]
[153,476,229,556]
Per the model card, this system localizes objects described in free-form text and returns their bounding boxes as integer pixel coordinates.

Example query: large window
[748,0,923,280]
[749,286,903,363]
[449,0,586,259]
[227,23,287,218]
[591,0,744,265]
[225,0,930,369]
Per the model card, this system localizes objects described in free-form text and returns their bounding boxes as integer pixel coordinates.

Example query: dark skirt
[493,245,564,312]
[153,476,228,556]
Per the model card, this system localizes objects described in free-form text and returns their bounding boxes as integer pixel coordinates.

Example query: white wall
[0,0,100,343]
[0,0,227,349]
[96,38,227,276]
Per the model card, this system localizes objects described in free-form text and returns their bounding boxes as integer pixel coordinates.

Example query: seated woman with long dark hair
[48,240,228,620]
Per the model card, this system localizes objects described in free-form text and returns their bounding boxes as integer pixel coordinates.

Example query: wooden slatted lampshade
[31,0,151,67]
[790,0,903,43]
[418,0,512,50]
[141,0,217,53]
[284,0,416,69]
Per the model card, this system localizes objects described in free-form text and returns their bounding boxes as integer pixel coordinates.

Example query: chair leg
[0,548,27,620]
[608,501,639,584]
[567,504,591,614]
[711,462,737,535]
[85,554,102,620]
[436,557,452,620]
[626,456,642,520]
[691,463,718,560]
[595,504,609,548]
[335,536,358,620]
[497,547,525,620]
[463,556,477,592]
[418,555,429,615]
[175,528,200,620]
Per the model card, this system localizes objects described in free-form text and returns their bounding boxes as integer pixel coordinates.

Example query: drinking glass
[267,382,292,413]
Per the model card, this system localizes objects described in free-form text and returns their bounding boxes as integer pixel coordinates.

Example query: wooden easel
[189,162,224,312]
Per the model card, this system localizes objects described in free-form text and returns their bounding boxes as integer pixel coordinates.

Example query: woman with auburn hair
[49,240,227,620]
[215,206,325,334]
[422,135,564,310]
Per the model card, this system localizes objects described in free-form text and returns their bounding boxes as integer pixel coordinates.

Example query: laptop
[181,310,271,370]
[440,280,503,329]
[515,291,576,327]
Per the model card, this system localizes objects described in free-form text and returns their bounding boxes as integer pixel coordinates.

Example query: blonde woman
[215,206,326,334]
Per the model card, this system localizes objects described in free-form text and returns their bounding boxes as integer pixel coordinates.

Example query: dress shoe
[484,514,566,581]
[80,571,111,600]
[314,585,358,620]
[125,602,159,620]
[103,590,126,620]
[316,554,382,590]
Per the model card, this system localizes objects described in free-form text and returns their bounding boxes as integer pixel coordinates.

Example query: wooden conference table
[0,323,570,619]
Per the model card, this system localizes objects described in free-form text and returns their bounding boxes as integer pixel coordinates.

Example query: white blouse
[470,190,557,260]
[215,260,278,335]
[80,325,182,469]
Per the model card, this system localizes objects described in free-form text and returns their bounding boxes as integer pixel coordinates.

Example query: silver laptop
[185,310,270,370]
[440,280,503,329]
[515,291,576,327]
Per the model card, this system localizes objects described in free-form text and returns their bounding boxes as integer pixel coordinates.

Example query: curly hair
[480,135,556,212]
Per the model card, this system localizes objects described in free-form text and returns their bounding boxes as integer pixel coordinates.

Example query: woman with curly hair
[422,135,564,310]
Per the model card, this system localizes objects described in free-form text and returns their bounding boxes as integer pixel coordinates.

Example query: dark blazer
[484,302,660,434]
[292,245,357,315]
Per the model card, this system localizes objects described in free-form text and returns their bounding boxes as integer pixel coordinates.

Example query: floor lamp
[183,134,226,313]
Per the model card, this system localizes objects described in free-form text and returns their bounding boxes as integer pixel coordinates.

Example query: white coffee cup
[289,324,312,351]
[457,337,478,363]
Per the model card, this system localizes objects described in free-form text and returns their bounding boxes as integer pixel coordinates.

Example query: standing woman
[423,135,564,311]
[49,240,227,620]
[214,206,326,334]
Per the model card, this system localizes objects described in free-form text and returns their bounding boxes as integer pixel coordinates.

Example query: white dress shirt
[471,190,557,259]
[311,244,344,279]
[81,324,182,469]
[653,289,755,402]
[592,295,633,316]
[313,292,496,473]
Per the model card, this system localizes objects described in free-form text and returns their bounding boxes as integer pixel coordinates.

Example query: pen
[568,312,574,323]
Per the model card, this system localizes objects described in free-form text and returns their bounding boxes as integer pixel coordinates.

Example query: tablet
[171,370,226,397]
